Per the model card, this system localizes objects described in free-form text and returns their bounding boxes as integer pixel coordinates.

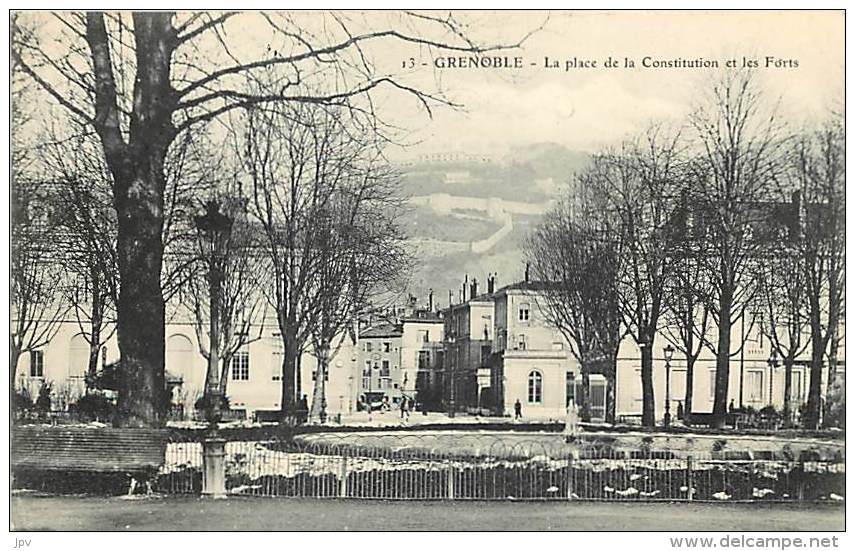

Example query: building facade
[14,308,362,420]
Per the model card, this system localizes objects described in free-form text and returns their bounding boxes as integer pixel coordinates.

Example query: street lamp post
[767,349,779,407]
[663,344,675,429]
[194,200,234,429]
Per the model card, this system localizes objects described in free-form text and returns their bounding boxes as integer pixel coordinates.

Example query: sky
[18,10,843,160]
[365,10,844,158]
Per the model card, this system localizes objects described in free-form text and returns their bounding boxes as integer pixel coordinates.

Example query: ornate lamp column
[767,349,779,407]
[194,200,234,429]
[663,344,675,429]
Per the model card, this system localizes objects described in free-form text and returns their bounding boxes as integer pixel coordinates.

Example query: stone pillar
[202,438,227,499]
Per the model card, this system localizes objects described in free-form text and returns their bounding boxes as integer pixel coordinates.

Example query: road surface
[11,495,844,531]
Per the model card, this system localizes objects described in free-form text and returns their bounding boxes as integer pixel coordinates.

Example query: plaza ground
[11,495,844,531]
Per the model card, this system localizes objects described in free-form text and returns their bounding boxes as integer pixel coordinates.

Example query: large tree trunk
[113,169,167,427]
[805,313,824,430]
[279,327,299,420]
[782,356,793,425]
[10,344,22,391]
[824,326,840,427]
[640,341,655,427]
[605,352,617,424]
[87,13,177,427]
[712,293,733,428]
[578,366,591,423]
[684,353,695,422]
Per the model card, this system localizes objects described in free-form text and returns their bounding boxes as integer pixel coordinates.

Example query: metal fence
[155,434,845,502]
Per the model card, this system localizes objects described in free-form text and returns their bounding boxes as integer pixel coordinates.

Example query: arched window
[167,334,194,383]
[527,370,543,404]
[69,334,89,380]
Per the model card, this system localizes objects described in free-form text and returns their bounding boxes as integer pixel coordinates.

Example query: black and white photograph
[6,7,847,539]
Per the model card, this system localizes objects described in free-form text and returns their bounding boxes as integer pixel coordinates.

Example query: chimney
[524,262,530,283]
[470,278,478,299]
[449,289,454,307]
[463,274,469,302]
[428,288,434,311]
[487,273,496,294]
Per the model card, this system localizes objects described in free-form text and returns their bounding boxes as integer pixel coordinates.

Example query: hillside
[398,143,590,303]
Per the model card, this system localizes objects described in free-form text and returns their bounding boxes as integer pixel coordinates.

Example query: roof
[11,426,169,473]
[359,323,403,339]
[401,308,444,323]
[494,280,556,294]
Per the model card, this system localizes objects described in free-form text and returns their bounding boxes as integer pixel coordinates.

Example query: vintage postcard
[8,8,845,541]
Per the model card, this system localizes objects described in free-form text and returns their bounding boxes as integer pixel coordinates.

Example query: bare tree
[596,127,684,427]
[688,70,787,427]
[662,190,713,421]
[184,195,267,406]
[10,178,69,389]
[10,20,68,392]
[527,179,622,423]
[305,153,409,423]
[792,118,845,429]
[756,224,809,424]
[38,128,120,388]
[12,11,537,426]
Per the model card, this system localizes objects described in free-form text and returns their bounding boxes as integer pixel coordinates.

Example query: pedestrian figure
[729,399,736,413]
[400,396,407,419]
[514,399,522,420]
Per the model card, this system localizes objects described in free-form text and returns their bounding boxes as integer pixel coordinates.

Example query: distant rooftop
[401,309,444,323]
[360,323,403,339]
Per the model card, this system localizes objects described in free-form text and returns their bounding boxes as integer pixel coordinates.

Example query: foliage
[12,388,34,415]
[823,375,845,429]
[34,381,53,413]
[69,393,117,422]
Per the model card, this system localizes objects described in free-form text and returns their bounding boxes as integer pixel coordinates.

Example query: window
[566,372,576,406]
[552,341,564,351]
[527,370,543,403]
[362,375,370,390]
[365,342,373,352]
[519,303,530,322]
[418,350,430,369]
[312,369,329,382]
[271,341,283,381]
[29,350,44,378]
[747,370,764,403]
[480,345,492,366]
[792,370,805,403]
[383,342,390,353]
[435,351,445,370]
[517,334,527,351]
[231,351,250,381]
[417,330,429,343]
[381,360,390,377]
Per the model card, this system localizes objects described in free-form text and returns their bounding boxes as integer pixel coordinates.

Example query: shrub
[34,382,52,413]
[70,393,116,422]
[194,393,231,420]
[823,375,845,429]
[12,388,33,415]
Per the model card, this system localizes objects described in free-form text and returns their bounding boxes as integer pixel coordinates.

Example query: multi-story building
[444,276,496,413]
[452,275,844,423]
[490,279,598,420]
[400,309,445,409]
[357,322,404,404]
[13,305,362,420]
